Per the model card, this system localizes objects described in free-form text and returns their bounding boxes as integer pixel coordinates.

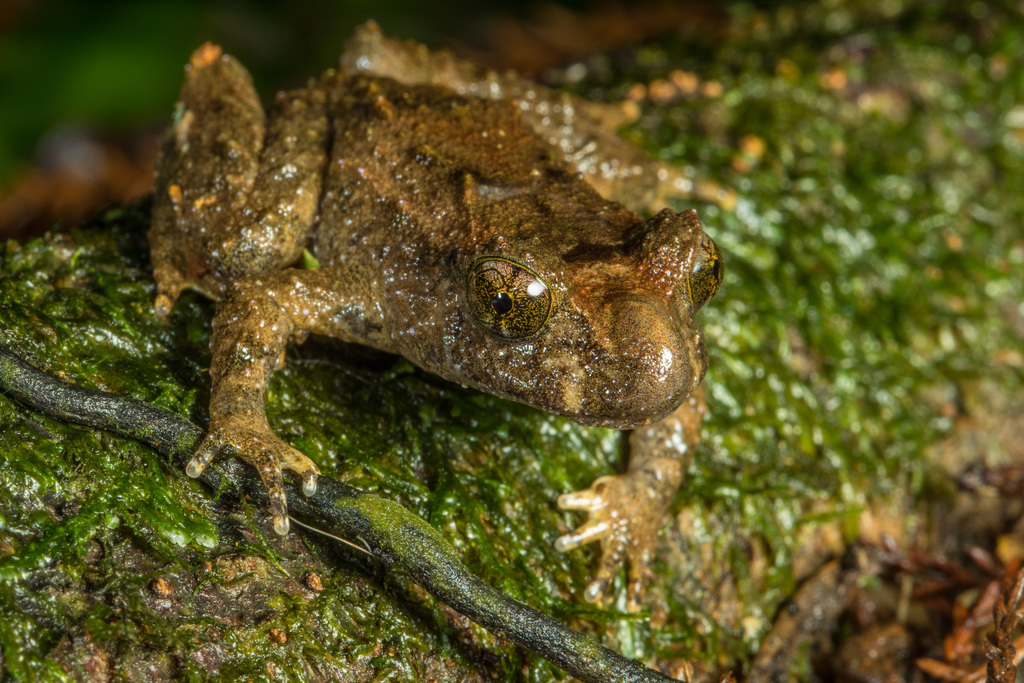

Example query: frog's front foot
[556,471,673,612]
[186,417,320,535]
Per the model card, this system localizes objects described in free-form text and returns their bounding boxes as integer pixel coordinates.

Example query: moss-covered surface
[2,0,1024,680]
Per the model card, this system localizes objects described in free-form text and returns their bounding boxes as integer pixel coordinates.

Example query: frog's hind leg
[150,44,329,314]
[340,22,735,213]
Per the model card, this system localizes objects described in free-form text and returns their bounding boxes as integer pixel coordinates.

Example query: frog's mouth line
[439,294,708,430]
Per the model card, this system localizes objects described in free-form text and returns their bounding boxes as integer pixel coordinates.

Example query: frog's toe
[276,448,320,497]
[554,517,611,551]
[556,484,608,512]
[301,472,317,497]
[625,547,655,613]
[584,542,625,602]
[248,441,320,535]
[186,423,320,536]
[578,529,653,611]
[186,431,235,478]
[254,462,291,536]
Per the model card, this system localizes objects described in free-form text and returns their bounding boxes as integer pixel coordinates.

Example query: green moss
[0,211,604,679]
[2,0,1024,679]
[607,0,1024,666]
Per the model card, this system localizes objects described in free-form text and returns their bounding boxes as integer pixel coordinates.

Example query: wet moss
[2,0,1024,679]
[596,0,1024,668]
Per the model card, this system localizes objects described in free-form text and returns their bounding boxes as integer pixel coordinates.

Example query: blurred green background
[0,0,499,184]
[2,0,716,238]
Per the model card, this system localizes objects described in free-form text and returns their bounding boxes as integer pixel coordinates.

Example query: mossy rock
[2,1,1024,680]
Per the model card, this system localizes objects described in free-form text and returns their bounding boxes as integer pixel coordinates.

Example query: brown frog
[151,23,723,610]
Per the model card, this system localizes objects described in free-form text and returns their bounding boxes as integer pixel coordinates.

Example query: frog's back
[311,73,637,268]
[149,45,637,313]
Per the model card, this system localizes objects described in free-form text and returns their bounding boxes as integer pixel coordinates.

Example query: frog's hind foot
[186,420,320,536]
[659,166,738,212]
[152,276,182,319]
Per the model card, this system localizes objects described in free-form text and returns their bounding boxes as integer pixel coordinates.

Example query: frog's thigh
[151,45,264,309]
[215,86,329,281]
[151,46,328,310]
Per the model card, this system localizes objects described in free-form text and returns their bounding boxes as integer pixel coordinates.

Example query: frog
[150,22,723,610]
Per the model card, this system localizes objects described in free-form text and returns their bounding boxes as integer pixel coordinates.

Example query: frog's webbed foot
[556,470,673,612]
[186,418,320,535]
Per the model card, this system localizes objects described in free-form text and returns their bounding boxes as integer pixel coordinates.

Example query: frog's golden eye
[688,234,723,312]
[468,258,552,339]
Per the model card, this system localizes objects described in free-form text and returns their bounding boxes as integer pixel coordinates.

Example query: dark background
[0,0,729,238]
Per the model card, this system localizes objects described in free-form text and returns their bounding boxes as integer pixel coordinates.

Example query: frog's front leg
[557,386,706,612]
[185,268,371,535]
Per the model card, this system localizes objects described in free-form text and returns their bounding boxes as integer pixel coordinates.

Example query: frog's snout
[587,296,708,428]
[630,208,723,314]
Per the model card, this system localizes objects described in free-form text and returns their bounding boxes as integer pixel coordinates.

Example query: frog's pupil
[491,292,513,316]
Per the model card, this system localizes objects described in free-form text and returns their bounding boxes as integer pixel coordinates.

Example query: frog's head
[439,208,722,429]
